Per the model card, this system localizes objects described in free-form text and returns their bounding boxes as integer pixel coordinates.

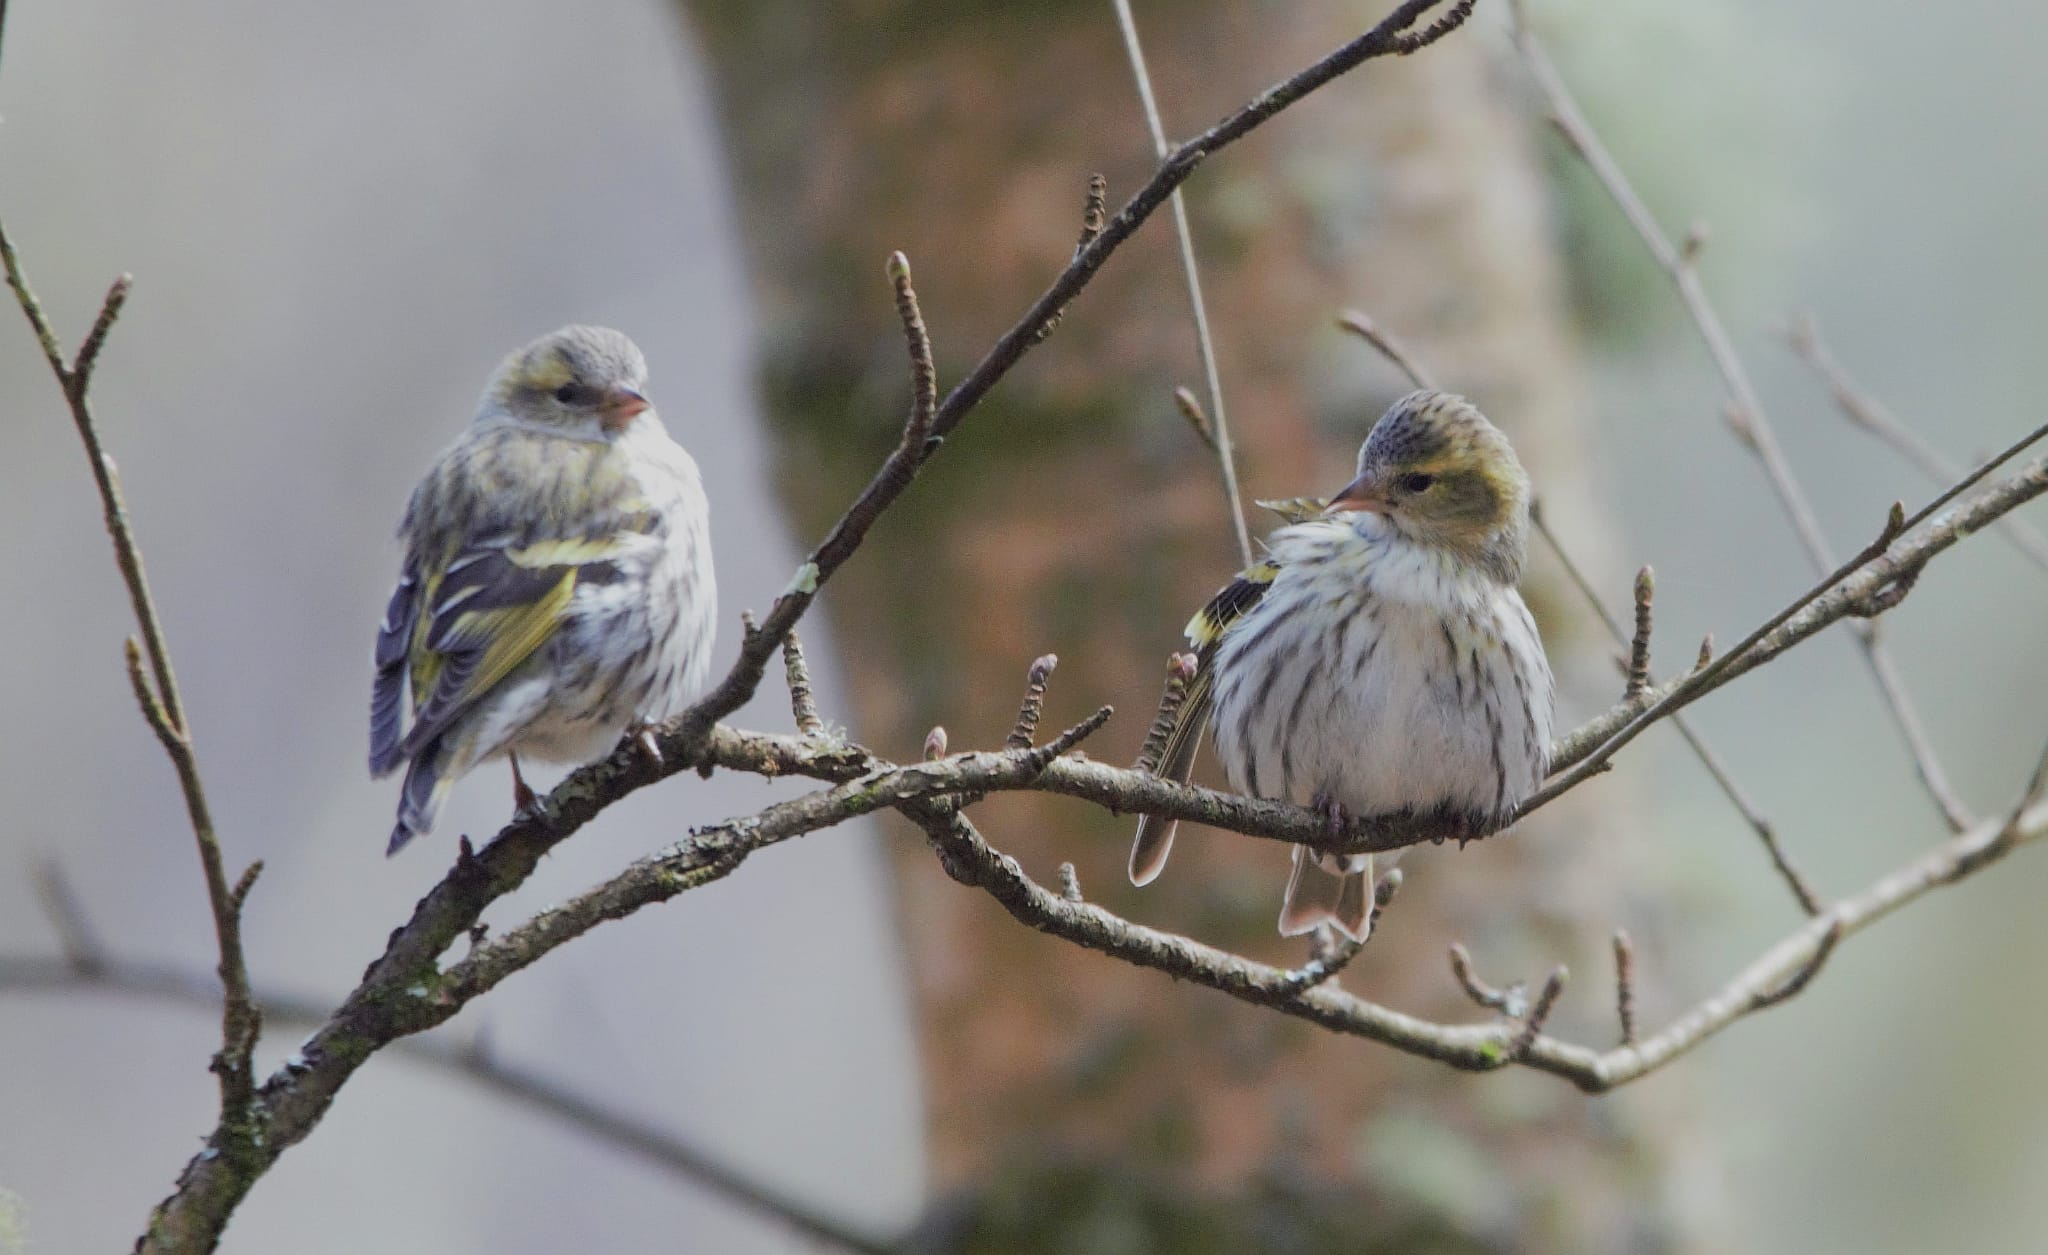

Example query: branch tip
[1172,385,1218,452]
[1335,308,1436,391]
[1057,862,1083,903]
[1625,565,1655,699]
[72,271,133,386]
[1005,654,1059,750]
[1611,929,1637,1046]
[1135,651,1198,773]
[1508,967,1569,1060]
[780,629,825,737]
[887,250,936,448]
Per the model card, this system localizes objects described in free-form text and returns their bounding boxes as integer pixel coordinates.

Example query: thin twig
[1611,929,1637,1046]
[780,629,825,737]
[887,251,936,451]
[1624,566,1654,699]
[1507,0,1973,834]
[1336,310,1434,391]
[1006,654,1059,750]
[1133,651,1197,773]
[1785,314,2048,575]
[1508,968,1569,1061]
[1748,920,1843,1011]
[1172,385,1218,453]
[0,226,262,1128]
[1111,0,1253,566]
[1447,943,1518,1014]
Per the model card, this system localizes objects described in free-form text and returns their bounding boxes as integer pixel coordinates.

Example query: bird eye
[1397,472,1435,493]
[553,383,582,405]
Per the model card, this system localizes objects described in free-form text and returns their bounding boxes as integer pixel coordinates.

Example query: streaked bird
[370,326,716,854]
[1130,390,1553,940]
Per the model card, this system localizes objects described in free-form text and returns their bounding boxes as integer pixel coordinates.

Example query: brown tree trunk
[690,3,1712,1248]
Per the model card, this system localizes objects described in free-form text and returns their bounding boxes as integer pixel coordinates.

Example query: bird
[370,325,716,855]
[1128,390,1554,940]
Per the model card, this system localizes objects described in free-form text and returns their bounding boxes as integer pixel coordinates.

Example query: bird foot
[632,723,664,769]
[509,754,539,818]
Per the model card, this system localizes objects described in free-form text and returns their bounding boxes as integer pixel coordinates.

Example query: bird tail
[1278,845,1373,941]
[388,740,455,856]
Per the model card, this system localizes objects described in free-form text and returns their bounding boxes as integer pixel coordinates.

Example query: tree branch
[1506,0,1974,833]
[1111,0,1253,565]
[0,226,263,1152]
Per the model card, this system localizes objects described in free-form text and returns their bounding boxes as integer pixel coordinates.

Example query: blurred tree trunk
[688,2,1713,1249]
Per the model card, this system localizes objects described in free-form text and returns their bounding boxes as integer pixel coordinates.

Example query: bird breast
[1208,520,1552,827]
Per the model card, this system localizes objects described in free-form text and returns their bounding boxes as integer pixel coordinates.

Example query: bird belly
[1210,571,1547,829]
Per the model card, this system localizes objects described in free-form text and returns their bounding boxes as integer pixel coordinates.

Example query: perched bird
[370,326,716,855]
[1129,391,1553,940]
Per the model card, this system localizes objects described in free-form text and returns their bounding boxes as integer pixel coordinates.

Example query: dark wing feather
[391,545,594,764]
[1127,562,1279,886]
[370,570,420,776]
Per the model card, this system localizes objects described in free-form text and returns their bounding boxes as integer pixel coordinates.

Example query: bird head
[485,325,653,437]
[1325,390,1532,583]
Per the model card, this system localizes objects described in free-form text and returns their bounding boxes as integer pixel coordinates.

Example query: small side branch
[1133,651,1197,773]
[1,224,261,1129]
[1624,566,1654,700]
[1006,654,1059,750]
[780,629,825,737]
[1336,309,1435,391]
[1611,929,1637,1046]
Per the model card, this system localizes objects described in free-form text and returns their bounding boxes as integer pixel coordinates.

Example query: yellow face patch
[518,349,576,393]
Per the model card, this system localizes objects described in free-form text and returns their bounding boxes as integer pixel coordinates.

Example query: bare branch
[1624,565,1654,700]
[886,250,936,451]
[1006,653,1059,750]
[780,629,825,738]
[1111,0,1253,566]
[1335,309,1435,391]
[2,225,262,1144]
[1171,385,1218,452]
[1508,968,1568,1062]
[1748,920,1843,1011]
[1448,943,1518,1014]
[1507,0,1973,833]
[1786,314,2048,575]
[1611,929,1637,1046]
[1133,651,1197,773]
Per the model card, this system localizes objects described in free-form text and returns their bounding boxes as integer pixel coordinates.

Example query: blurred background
[1,1,2044,1252]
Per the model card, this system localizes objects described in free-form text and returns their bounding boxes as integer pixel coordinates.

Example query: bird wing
[399,535,655,765]
[1128,559,1279,885]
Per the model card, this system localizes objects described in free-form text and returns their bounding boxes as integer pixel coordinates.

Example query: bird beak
[1324,472,1390,516]
[600,387,650,433]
